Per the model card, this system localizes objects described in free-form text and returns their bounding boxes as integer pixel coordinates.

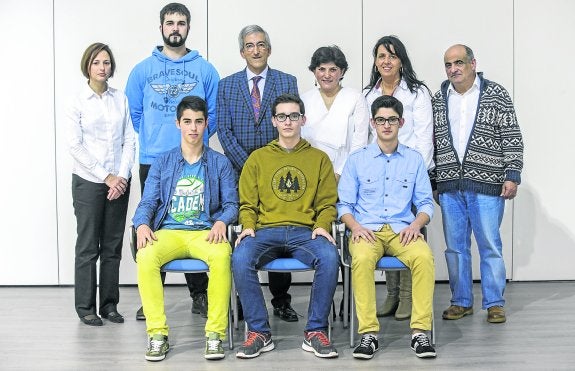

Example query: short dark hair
[371,95,403,118]
[176,96,207,121]
[80,43,116,79]
[160,2,190,24]
[462,44,475,62]
[272,94,305,116]
[308,45,348,76]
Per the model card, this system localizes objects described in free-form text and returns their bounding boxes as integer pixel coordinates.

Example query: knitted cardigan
[431,73,524,196]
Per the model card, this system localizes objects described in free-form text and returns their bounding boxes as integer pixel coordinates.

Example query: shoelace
[207,339,221,351]
[359,334,376,348]
[307,331,330,346]
[414,333,430,347]
[150,338,164,353]
[244,331,265,346]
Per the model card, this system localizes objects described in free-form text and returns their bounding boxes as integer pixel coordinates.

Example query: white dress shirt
[246,66,269,98]
[446,74,480,162]
[67,84,136,183]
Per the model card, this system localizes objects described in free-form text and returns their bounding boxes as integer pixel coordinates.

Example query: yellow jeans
[137,229,231,338]
[350,224,434,333]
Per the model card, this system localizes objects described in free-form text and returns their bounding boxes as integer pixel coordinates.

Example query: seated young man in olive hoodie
[232,94,339,360]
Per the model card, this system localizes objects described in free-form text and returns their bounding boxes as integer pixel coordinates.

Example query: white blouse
[301,87,370,175]
[67,84,136,183]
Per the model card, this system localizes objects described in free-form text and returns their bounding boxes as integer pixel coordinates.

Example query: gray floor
[2,281,575,370]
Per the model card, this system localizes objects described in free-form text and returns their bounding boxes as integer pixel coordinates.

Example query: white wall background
[0,0,572,285]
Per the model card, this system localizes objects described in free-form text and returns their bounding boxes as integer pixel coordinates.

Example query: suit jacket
[217,67,298,173]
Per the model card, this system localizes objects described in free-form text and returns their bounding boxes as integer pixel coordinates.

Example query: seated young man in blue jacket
[337,95,436,359]
[133,96,238,362]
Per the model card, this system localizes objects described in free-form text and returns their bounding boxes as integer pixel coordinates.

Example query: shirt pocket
[394,172,416,195]
[358,175,380,197]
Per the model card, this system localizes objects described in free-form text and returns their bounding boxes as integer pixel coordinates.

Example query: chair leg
[343,266,350,329]
[228,300,234,349]
[350,277,355,348]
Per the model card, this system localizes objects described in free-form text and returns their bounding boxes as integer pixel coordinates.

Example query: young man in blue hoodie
[125,2,220,321]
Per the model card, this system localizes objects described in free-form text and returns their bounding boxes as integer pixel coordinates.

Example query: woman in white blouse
[68,43,135,326]
[301,46,370,183]
[364,35,434,321]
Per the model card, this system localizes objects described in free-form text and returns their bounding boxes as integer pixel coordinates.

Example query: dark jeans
[232,226,339,332]
[139,164,207,296]
[72,174,130,317]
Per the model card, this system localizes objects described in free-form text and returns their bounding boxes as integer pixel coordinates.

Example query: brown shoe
[487,306,506,323]
[442,305,473,320]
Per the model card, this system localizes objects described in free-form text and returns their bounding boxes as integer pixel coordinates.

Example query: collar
[447,74,480,97]
[366,142,407,158]
[81,82,113,99]
[246,66,269,82]
[374,77,407,94]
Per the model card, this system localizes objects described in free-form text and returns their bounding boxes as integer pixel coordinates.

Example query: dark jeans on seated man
[232,226,339,333]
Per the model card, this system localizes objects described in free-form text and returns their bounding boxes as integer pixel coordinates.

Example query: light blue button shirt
[337,142,434,233]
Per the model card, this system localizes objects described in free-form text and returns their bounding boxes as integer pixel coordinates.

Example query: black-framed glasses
[373,116,400,126]
[244,42,268,52]
[274,112,303,122]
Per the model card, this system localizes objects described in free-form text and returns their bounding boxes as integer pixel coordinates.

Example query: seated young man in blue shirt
[337,95,436,359]
[133,96,238,362]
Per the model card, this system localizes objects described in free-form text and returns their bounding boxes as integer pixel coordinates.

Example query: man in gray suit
[217,25,299,322]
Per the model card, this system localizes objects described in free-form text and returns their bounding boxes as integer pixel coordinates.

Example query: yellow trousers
[137,229,231,338]
[350,224,434,333]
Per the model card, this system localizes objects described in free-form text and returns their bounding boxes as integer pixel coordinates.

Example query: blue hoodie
[125,47,219,165]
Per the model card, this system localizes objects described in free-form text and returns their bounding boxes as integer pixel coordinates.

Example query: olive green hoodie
[239,139,337,232]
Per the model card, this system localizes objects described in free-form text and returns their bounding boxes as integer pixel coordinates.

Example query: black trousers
[268,272,291,307]
[73,175,130,317]
[139,164,207,297]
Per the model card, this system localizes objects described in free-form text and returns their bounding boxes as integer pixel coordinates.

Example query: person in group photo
[67,42,136,326]
[432,44,524,324]
[363,35,434,321]
[232,94,340,360]
[133,96,238,362]
[125,2,220,321]
[217,24,300,323]
[338,95,436,359]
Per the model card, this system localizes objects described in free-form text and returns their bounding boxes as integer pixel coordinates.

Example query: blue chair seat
[376,256,407,270]
[260,258,312,272]
[161,259,209,273]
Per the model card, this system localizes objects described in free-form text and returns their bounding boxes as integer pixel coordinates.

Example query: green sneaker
[145,334,169,361]
[205,332,225,360]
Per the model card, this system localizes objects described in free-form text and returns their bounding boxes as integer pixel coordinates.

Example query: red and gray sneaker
[236,331,274,359]
[302,330,338,358]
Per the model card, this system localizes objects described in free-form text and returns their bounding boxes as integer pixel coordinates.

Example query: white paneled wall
[0,0,573,284]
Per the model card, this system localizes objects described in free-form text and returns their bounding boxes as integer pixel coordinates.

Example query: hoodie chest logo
[271,166,307,202]
[151,82,198,100]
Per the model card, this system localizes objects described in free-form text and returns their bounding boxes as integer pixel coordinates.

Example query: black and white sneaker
[410,333,436,358]
[353,334,379,359]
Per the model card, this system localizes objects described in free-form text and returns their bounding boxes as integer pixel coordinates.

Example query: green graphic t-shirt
[160,160,212,231]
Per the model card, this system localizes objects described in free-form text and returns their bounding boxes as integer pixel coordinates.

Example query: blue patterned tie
[251,76,262,122]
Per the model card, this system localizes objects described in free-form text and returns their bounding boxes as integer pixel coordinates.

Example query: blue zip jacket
[133,146,238,231]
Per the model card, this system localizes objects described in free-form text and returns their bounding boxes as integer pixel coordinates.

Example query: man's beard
[163,32,187,48]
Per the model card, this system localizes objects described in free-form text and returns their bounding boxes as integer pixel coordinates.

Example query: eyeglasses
[373,116,400,126]
[274,112,303,122]
[244,42,268,53]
